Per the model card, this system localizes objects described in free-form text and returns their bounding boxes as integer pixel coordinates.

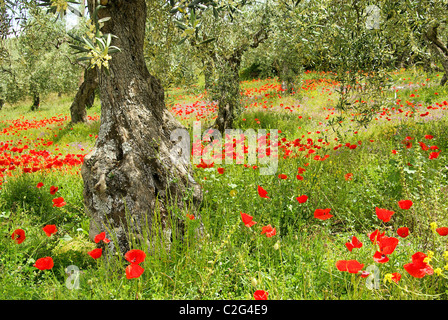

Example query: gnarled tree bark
[82,0,203,255]
[211,26,269,133]
[424,21,448,86]
[70,67,98,124]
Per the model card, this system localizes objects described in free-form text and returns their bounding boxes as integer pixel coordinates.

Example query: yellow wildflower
[430,222,438,232]
[435,268,443,276]
[383,273,393,284]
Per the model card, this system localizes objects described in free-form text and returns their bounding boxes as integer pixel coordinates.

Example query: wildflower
[125,264,144,279]
[278,174,288,179]
[296,195,308,204]
[42,225,57,237]
[94,231,111,244]
[124,249,146,264]
[314,208,333,220]
[434,268,443,276]
[398,200,413,210]
[345,236,362,252]
[34,257,54,270]
[383,273,393,284]
[257,186,269,199]
[36,182,44,188]
[88,248,103,259]
[50,186,58,195]
[404,252,434,278]
[429,151,440,159]
[253,290,268,300]
[217,167,225,174]
[369,229,385,244]
[384,272,401,284]
[52,197,66,207]
[375,207,395,223]
[344,173,353,181]
[397,227,409,238]
[240,212,256,228]
[335,260,364,273]
[11,229,26,244]
[430,222,438,232]
[261,225,276,237]
[436,227,448,236]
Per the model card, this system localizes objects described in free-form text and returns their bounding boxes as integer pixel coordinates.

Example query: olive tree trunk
[31,91,39,111]
[70,67,98,124]
[82,0,202,255]
[425,21,448,86]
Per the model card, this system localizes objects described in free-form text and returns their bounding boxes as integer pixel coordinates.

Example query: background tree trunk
[424,21,448,86]
[213,63,240,133]
[82,0,203,255]
[70,67,98,123]
[31,92,39,111]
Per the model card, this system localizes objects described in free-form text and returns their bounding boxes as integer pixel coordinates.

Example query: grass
[1,68,448,300]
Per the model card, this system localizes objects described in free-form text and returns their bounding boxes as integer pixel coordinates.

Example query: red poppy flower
[335,260,364,273]
[52,197,66,207]
[125,249,146,264]
[296,174,304,180]
[314,208,333,220]
[257,185,269,199]
[344,173,353,181]
[261,225,276,237]
[296,195,308,204]
[373,251,389,263]
[88,248,103,259]
[403,252,433,278]
[345,236,362,252]
[359,270,370,278]
[397,227,409,238]
[369,229,385,244]
[240,212,256,228]
[253,290,268,300]
[50,186,58,195]
[378,236,399,255]
[217,167,225,174]
[186,213,195,220]
[125,263,144,279]
[391,272,401,283]
[429,151,440,159]
[425,135,434,140]
[398,200,413,210]
[42,225,57,237]
[34,257,54,270]
[278,174,288,179]
[94,231,111,244]
[375,207,395,223]
[436,227,448,236]
[36,182,44,188]
[11,229,26,244]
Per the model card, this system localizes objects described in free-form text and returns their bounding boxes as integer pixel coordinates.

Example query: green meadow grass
[1,69,448,300]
